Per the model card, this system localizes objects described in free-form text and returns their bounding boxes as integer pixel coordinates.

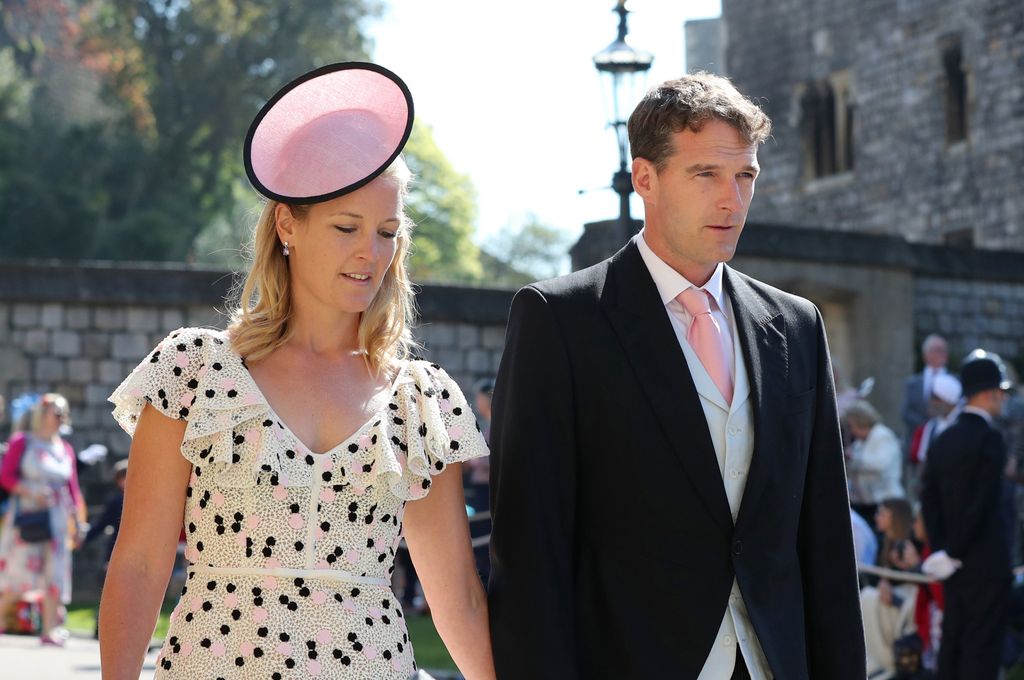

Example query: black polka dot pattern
[109,328,487,678]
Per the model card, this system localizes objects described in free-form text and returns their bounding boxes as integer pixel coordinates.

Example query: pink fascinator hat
[244,62,414,204]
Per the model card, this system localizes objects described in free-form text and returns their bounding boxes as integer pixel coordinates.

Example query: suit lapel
[601,241,733,531]
[725,267,788,529]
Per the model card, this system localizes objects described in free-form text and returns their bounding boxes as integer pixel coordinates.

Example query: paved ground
[0,633,159,679]
[0,633,461,679]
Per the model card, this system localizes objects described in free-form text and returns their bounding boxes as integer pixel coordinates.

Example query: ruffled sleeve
[368,361,489,501]
[109,327,212,435]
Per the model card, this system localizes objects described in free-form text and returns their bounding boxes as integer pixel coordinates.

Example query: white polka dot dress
[109,328,488,679]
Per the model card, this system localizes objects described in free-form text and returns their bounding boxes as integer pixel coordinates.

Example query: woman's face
[40,400,65,432]
[875,505,892,534]
[281,175,403,318]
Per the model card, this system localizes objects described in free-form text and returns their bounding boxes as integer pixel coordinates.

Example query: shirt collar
[636,230,726,311]
[962,405,994,424]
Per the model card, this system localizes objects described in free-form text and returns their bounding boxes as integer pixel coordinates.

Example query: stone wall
[722,0,1024,249]
[0,260,514,600]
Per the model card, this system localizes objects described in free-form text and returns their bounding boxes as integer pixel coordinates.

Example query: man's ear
[274,203,298,245]
[632,157,658,202]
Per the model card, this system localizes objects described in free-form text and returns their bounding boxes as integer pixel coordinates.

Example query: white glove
[922,550,962,580]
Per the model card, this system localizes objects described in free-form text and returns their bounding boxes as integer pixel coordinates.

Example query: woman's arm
[99,404,191,680]
[403,462,495,680]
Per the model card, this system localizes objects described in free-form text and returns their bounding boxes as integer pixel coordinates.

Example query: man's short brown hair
[627,72,772,170]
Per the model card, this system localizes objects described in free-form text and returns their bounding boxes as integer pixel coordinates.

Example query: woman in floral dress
[0,394,87,644]
[98,63,496,680]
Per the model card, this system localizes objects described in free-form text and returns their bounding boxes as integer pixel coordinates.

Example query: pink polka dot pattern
[111,328,488,679]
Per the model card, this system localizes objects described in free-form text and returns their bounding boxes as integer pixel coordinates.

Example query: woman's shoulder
[157,326,231,354]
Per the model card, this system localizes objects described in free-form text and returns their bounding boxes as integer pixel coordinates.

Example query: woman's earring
[282,241,290,257]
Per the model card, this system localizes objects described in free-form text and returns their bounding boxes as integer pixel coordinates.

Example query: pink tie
[677,288,733,404]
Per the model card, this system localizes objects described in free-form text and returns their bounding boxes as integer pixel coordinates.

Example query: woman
[861,497,918,678]
[0,393,87,645]
[844,399,905,524]
[99,63,496,679]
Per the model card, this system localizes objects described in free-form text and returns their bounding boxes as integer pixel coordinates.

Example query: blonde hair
[843,399,881,430]
[30,393,71,434]
[228,158,416,374]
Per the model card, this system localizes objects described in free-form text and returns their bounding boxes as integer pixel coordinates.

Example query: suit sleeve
[488,286,579,680]
[921,454,946,552]
[947,429,1005,559]
[798,307,867,679]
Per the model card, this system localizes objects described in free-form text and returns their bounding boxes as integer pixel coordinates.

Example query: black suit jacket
[921,410,1010,584]
[488,239,865,679]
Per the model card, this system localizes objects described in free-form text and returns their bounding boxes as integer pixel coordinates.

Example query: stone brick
[40,303,64,329]
[66,306,91,330]
[466,349,490,373]
[436,348,465,373]
[54,383,83,403]
[34,357,65,382]
[0,347,31,382]
[24,329,50,355]
[161,308,185,332]
[421,323,456,349]
[722,0,1024,251]
[67,358,95,383]
[82,333,110,359]
[98,360,125,385]
[481,326,506,350]
[12,304,40,328]
[94,307,125,331]
[85,383,112,406]
[126,307,160,332]
[456,324,480,349]
[112,333,150,360]
[188,306,222,328]
[52,330,82,357]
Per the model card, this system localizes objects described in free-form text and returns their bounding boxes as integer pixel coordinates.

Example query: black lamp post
[593,0,653,242]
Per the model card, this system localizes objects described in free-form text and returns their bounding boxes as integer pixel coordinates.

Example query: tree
[403,122,483,283]
[483,214,571,284]
[0,0,380,260]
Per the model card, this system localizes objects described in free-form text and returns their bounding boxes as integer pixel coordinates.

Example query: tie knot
[677,287,713,316]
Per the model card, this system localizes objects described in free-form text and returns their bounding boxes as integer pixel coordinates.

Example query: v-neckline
[240,357,409,457]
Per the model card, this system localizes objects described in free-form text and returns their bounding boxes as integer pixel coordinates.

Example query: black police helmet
[960,349,1012,397]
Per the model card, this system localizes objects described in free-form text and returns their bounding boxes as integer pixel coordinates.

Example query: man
[488,73,865,679]
[921,350,1013,680]
[901,334,950,446]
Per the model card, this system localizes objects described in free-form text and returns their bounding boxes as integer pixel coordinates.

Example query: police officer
[922,349,1013,680]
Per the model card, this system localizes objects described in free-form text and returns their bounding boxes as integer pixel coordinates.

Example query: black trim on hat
[243,62,415,205]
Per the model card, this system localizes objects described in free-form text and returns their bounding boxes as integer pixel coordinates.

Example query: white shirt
[636,233,736,397]
[637,232,772,680]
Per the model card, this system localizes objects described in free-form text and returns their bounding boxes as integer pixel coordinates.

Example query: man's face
[634,119,759,285]
[923,341,948,369]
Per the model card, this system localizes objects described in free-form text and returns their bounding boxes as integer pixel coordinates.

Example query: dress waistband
[189,564,390,588]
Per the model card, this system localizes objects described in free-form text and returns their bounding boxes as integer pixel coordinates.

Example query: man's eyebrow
[684,163,760,174]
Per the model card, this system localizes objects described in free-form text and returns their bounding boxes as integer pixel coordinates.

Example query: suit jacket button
[733,540,743,556]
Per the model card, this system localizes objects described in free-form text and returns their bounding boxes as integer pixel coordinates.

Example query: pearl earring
[282,241,290,257]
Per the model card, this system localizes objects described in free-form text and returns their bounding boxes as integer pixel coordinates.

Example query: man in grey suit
[902,334,950,445]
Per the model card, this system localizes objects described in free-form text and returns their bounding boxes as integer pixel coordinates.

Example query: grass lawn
[65,602,456,671]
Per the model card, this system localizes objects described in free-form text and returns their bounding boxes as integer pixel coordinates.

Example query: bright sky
[369,0,722,248]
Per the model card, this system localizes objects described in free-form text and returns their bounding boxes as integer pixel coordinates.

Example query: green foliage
[483,214,571,284]
[0,0,379,260]
[404,122,483,283]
